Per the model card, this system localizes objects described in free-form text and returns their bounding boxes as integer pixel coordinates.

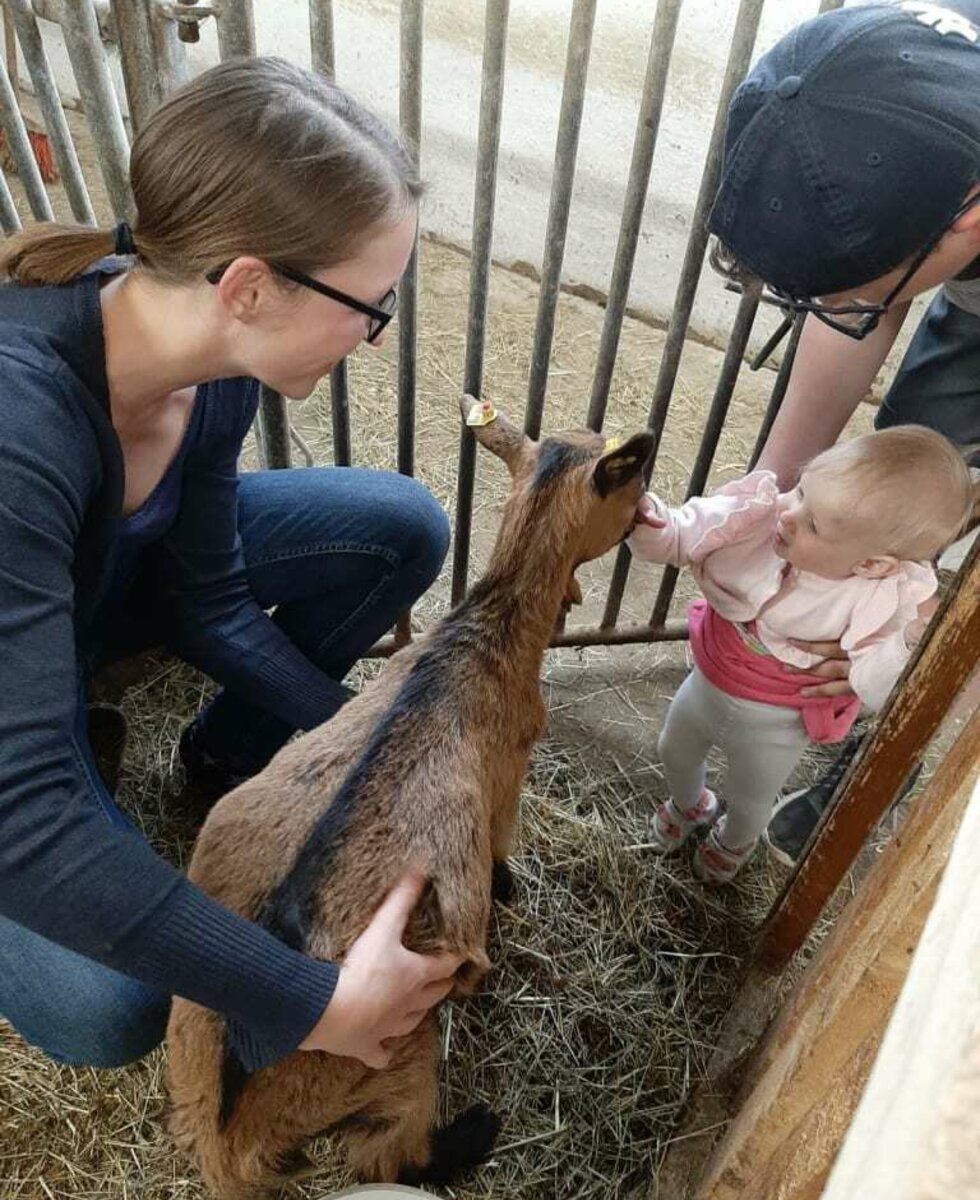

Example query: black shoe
[763,733,864,867]
[87,703,128,793]
[178,722,252,811]
[764,733,923,868]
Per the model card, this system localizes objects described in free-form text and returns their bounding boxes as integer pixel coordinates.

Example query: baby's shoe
[648,788,718,854]
[693,815,757,885]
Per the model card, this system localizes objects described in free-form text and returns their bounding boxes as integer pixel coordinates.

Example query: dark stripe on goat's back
[258,633,465,952]
[533,439,593,490]
[217,574,494,1127]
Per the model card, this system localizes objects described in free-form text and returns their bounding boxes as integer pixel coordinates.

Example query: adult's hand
[784,637,854,699]
[299,871,461,1069]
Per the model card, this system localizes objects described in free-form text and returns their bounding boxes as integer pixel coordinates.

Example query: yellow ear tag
[603,435,623,453]
[466,399,498,427]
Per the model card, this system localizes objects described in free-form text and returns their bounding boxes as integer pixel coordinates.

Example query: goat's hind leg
[342,1022,500,1187]
[341,1045,437,1183]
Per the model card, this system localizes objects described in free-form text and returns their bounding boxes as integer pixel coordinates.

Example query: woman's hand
[299,871,461,1069]
[784,637,854,699]
[787,591,941,696]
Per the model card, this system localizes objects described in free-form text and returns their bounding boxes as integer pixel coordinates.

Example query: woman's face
[226,207,418,399]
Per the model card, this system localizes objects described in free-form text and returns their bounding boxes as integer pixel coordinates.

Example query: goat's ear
[592,431,655,498]
[460,394,529,475]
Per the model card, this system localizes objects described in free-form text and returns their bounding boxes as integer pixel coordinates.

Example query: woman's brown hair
[0,57,422,286]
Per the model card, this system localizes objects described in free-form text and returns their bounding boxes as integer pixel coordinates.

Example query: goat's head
[461,394,655,574]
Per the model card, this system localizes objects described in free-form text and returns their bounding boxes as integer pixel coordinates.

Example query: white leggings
[657,667,811,847]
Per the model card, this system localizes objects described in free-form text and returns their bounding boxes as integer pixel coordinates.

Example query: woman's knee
[386,475,450,587]
[61,987,168,1068]
[20,971,168,1069]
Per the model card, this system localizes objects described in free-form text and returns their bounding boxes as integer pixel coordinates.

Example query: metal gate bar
[107,0,158,134]
[601,0,766,632]
[451,0,510,604]
[395,0,423,645]
[586,0,682,433]
[0,162,18,230]
[7,0,94,223]
[0,51,53,220]
[650,283,761,626]
[748,310,805,469]
[307,0,353,468]
[59,0,131,220]
[398,0,422,483]
[524,0,596,441]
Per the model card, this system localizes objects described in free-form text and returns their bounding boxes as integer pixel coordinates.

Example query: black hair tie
[113,220,136,256]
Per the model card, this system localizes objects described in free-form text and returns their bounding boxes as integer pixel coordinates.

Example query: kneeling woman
[0,57,458,1076]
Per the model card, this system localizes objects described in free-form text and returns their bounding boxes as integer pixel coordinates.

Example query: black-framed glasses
[711,191,980,345]
[206,262,398,344]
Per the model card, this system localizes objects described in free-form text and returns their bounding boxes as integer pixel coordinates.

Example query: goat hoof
[397,1103,502,1187]
[491,860,516,906]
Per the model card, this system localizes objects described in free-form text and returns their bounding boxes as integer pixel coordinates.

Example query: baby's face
[774,471,884,578]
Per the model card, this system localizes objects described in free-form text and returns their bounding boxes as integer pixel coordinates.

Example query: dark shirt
[0,270,346,1065]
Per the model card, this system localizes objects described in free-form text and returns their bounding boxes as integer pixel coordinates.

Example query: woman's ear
[460,394,530,476]
[214,257,280,323]
[592,431,655,498]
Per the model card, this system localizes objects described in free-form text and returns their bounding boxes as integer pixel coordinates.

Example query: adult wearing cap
[706,0,980,864]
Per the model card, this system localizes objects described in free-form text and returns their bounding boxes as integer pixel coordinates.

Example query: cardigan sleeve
[0,367,336,1064]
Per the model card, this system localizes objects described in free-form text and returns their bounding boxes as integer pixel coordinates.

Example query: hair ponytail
[0,222,120,286]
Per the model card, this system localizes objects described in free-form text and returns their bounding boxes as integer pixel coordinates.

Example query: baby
[629,425,973,884]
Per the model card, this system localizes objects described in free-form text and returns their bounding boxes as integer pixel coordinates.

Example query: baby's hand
[633,494,667,529]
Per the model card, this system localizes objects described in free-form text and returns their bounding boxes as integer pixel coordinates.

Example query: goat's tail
[166,999,290,1200]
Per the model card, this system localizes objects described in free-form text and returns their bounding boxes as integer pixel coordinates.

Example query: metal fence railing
[1,0,840,650]
[4,0,979,993]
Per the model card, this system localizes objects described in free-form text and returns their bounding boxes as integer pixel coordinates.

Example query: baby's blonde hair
[803,426,973,561]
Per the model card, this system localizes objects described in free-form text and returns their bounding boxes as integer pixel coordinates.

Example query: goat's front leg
[490,780,523,906]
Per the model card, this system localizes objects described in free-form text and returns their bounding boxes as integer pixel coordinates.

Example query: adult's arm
[0,371,336,1064]
[756,304,911,489]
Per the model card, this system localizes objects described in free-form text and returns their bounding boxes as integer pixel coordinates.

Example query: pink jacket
[628,470,936,714]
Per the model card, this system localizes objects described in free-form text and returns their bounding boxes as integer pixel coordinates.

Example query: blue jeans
[875,289,980,460]
[0,467,449,1067]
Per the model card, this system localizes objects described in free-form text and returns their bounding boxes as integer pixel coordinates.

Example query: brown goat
[166,396,654,1197]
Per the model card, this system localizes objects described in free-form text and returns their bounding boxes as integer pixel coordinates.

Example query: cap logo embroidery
[899,1,979,42]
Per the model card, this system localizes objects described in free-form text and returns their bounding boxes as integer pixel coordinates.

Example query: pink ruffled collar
[688,470,780,565]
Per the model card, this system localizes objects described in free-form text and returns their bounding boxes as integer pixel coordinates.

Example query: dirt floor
[0,108,935,1200]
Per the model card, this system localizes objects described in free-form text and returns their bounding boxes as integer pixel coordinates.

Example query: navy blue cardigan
[0,271,346,1063]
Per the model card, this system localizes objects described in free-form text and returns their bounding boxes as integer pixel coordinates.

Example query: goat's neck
[467,518,576,670]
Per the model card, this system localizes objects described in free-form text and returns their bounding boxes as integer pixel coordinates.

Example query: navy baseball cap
[708,1,980,298]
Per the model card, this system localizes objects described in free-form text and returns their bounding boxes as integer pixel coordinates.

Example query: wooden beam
[683,706,979,1200]
[823,756,980,1198]
[755,537,980,972]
